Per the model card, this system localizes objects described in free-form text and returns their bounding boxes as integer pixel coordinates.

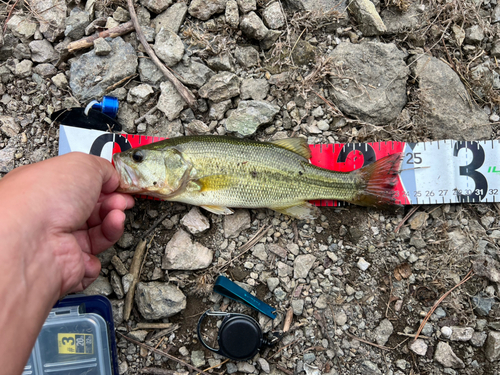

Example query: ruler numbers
[400,140,500,204]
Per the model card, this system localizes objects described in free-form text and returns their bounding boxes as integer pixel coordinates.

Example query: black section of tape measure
[51,108,122,132]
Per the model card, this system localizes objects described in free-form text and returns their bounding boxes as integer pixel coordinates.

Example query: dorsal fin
[268,138,311,159]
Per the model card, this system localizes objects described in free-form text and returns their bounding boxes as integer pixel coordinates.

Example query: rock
[209,100,232,120]
[83,275,113,296]
[494,4,500,23]
[105,17,119,30]
[180,207,210,234]
[13,43,31,60]
[240,78,269,100]
[96,247,116,268]
[0,116,20,137]
[69,37,138,101]
[225,100,280,136]
[328,42,408,125]
[262,2,285,29]
[32,0,67,41]
[315,294,328,309]
[485,331,500,361]
[111,255,129,276]
[225,0,240,28]
[450,326,474,341]
[113,7,130,22]
[409,54,490,139]
[154,2,188,34]
[348,0,386,36]
[110,271,124,299]
[381,4,421,34]
[409,339,427,356]
[111,299,124,326]
[434,341,464,369]
[237,0,256,13]
[191,350,205,368]
[0,145,15,173]
[223,209,251,238]
[163,229,213,270]
[139,57,165,87]
[93,37,112,56]
[141,0,172,13]
[135,282,187,319]
[127,83,154,105]
[267,277,279,292]
[52,73,68,89]
[157,80,187,121]
[153,28,184,67]
[472,293,494,316]
[15,59,32,77]
[199,72,240,102]
[173,59,214,88]
[122,274,134,294]
[29,40,58,63]
[374,319,393,346]
[357,257,370,271]
[441,326,452,339]
[7,15,37,39]
[117,232,135,248]
[33,63,57,77]
[471,331,488,347]
[472,255,500,283]
[285,0,347,12]
[252,243,267,261]
[293,254,316,279]
[117,102,138,133]
[188,0,227,20]
[237,363,256,373]
[257,358,270,373]
[65,7,90,40]
[207,54,234,72]
[465,25,484,44]
[234,46,260,68]
[409,212,428,229]
[360,361,381,375]
[240,12,269,41]
[185,119,210,134]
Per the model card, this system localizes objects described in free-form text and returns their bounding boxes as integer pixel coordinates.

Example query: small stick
[126,0,197,109]
[413,270,474,341]
[105,73,138,93]
[3,0,21,33]
[150,324,180,341]
[67,21,135,53]
[124,239,148,321]
[283,307,293,333]
[135,323,173,330]
[276,365,293,375]
[135,105,158,125]
[269,338,301,359]
[118,333,211,375]
[394,205,420,233]
[197,358,229,375]
[397,332,431,340]
[344,332,391,351]
[216,225,271,271]
[142,211,171,239]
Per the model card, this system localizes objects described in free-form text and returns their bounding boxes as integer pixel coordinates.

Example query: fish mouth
[113,155,140,191]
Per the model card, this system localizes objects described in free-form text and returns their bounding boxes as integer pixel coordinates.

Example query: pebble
[237,362,256,373]
[180,207,210,235]
[485,331,500,361]
[490,113,500,122]
[163,229,213,270]
[450,326,474,341]
[409,339,427,356]
[434,341,464,369]
[292,299,304,315]
[293,254,316,279]
[441,326,452,339]
[357,257,371,271]
[472,293,494,316]
[374,319,393,346]
[223,209,251,238]
[471,331,488,347]
[257,358,270,373]
[191,350,205,368]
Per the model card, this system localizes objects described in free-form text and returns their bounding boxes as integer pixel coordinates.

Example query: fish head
[113,147,190,198]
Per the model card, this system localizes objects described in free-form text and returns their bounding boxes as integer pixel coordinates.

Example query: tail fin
[350,153,403,207]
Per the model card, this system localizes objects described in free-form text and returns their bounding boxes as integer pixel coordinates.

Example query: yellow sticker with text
[57,333,93,354]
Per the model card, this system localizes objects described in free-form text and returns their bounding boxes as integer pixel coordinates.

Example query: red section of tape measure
[113,135,408,206]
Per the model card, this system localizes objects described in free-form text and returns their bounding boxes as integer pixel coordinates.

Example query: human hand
[0,152,135,297]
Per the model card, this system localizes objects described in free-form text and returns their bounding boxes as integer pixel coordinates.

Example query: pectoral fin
[270,202,320,220]
[201,205,234,215]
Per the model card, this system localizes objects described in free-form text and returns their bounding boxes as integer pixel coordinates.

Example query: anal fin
[201,205,234,215]
[271,202,319,220]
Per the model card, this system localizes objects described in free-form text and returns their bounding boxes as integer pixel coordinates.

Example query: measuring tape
[58,125,500,206]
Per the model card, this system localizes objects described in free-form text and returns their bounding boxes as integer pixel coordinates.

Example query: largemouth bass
[113,135,402,219]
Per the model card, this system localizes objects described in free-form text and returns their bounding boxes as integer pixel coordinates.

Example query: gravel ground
[1,0,500,374]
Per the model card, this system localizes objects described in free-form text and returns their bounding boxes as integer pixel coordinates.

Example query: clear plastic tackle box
[23,295,118,375]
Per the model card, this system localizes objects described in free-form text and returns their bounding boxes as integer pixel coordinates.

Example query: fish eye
[132,150,145,163]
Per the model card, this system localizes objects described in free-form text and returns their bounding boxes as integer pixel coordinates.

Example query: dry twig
[66,21,135,52]
[123,238,148,321]
[126,0,196,109]
[413,269,474,341]
[394,205,420,233]
[139,368,176,375]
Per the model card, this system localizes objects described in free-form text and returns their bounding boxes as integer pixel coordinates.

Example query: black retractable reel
[197,311,272,361]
